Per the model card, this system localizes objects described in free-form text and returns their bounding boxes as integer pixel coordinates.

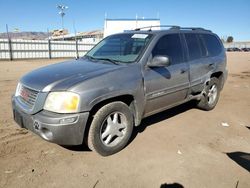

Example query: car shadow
[160,183,184,188]
[61,143,91,152]
[226,151,250,172]
[129,100,197,144]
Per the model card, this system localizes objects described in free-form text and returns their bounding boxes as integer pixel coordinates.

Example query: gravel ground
[0,53,249,188]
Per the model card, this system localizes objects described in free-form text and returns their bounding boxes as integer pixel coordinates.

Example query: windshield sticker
[132,34,148,39]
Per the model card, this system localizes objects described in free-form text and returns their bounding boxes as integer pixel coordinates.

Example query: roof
[78,30,103,36]
[133,25,212,32]
[119,26,214,37]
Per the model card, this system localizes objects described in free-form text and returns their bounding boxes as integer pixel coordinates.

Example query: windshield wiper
[85,55,120,65]
[94,58,120,65]
[85,55,97,61]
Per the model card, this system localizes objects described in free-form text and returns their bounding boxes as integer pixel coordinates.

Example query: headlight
[15,83,21,97]
[44,92,80,113]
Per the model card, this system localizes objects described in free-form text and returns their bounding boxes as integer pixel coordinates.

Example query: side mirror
[148,55,170,67]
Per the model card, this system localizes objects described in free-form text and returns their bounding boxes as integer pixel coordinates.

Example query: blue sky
[0,0,249,41]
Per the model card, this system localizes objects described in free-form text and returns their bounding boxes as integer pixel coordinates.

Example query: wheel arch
[84,94,140,140]
[210,71,224,89]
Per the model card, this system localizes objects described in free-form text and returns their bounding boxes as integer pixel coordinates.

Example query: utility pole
[47,28,51,59]
[6,24,13,60]
[57,5,68,40]
[73,20,79,59]
[6,24,10,39]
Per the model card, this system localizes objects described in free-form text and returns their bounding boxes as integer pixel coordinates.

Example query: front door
[143,33,189,116]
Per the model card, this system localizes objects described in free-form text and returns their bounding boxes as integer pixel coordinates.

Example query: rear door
[143,33,189,116]
[184,33,209,93]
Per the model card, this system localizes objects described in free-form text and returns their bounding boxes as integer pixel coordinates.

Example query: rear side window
[152,34,184,64]
[197,35,208,57]
[184,33,202,61]
[201,34,222,56]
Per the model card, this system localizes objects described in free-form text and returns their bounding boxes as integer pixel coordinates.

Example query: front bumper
[12,96,89,145]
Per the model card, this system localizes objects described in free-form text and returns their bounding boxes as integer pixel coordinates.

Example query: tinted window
[198,35,208,57]
[152,34,184,64]
[185,33,202,60]
[201,34,222,56]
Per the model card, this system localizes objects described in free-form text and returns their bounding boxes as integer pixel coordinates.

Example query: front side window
[152,34,184,64]
[86,33,152,63]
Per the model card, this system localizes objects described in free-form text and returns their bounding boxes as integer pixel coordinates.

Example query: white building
[104,18,160,37]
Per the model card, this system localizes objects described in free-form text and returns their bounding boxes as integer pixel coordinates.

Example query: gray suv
[12,26,227,156]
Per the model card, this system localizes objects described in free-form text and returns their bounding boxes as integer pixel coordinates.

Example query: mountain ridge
[0,32,51,40]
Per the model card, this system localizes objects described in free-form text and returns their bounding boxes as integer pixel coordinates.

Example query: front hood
[20,58,121,91]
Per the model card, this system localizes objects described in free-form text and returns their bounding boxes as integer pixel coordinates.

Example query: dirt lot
[0,53,249,188]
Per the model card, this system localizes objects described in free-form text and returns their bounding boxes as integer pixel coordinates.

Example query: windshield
[85,33,152,63]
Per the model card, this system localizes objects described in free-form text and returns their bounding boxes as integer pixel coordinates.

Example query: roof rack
[180,27,212,32]
[134,25,212,32]
[134,25,180,31]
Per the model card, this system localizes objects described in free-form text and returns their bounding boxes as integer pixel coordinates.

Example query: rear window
[201,34,222,56]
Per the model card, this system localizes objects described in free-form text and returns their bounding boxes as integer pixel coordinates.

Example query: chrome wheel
[197,77,220,111]
[100,112,127,147]
[207,84,218,105]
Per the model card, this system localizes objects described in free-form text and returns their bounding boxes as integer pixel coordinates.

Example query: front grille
[18,85,39,109]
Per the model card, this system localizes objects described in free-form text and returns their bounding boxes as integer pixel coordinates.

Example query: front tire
[197,77,221,111]
[87,102,133,156]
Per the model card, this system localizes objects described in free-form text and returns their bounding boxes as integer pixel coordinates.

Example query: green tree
[227,36,234,43]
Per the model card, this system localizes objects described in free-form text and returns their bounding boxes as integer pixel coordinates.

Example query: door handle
[180,69,187,74]
[208,63,215,67]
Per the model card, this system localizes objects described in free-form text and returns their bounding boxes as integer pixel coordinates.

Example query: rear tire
[87,102,133,156]
[197,77,221,111]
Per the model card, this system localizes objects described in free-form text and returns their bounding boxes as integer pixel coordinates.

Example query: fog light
[40,128,53,141]
[59,116,78,124]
